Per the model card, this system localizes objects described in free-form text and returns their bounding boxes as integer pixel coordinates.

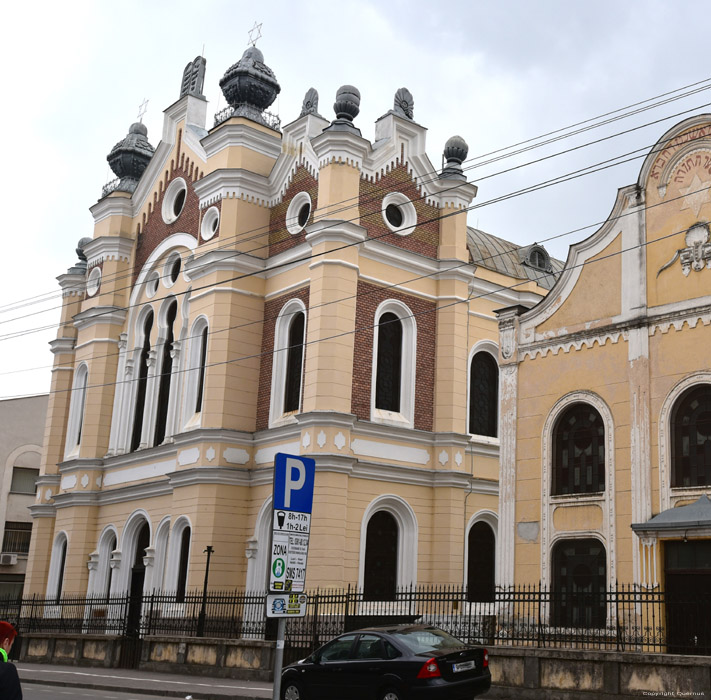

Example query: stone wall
[487,647,711,699]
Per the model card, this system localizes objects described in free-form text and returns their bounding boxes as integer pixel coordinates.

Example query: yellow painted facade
[26,50,555,602]
[500,114,711,614]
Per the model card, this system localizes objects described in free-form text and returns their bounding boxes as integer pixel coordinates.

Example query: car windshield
[390,628,467,654]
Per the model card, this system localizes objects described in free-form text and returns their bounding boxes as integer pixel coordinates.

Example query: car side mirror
[309,653,321,664]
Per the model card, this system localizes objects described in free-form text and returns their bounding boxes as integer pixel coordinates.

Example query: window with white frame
[64,363,89,459]
[269,300,307,426]
[671,384,711,488]
[47,532,68,602]
[164,518,191,599]
[154,299,178,446]
[371,301,416,427]
[183,318,209,427]
[468,351,498,438]
[130,310,154,452]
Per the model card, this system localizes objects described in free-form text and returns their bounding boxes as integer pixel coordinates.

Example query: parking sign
[270,454,315,593]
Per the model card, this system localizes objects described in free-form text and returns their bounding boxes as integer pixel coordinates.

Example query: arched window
[375,313,402,413]
[269,300,307,426]
[363,511,398,601]
[553,403,605,495]
[47,533,68,602]
[283,312,305,414]
[551,538,606,628]
[469,352,498,437]
[65,363,89,458]
[466,521,495,602]
[131,310,154,452]
[176,527,191,603]
[154,299,178,446]
[195,325,208,413]
[671,385,711,488]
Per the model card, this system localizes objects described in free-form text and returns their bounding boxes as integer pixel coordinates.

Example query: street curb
[22,678,268,700]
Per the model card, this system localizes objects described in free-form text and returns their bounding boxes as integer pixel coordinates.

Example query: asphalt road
[24,687,178,700]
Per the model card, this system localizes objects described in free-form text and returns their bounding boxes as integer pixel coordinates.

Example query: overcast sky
[1,0,710,399]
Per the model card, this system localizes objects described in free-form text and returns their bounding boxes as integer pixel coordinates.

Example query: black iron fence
[1,584,709,661]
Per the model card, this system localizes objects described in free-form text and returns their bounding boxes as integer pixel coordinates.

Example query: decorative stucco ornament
[219,46,281,128]
[657,222,711,277]
[500,316,516,360]
[393,87,414,120]
[106,122,155,195]
[299,87,322,118]
[440,135,468,181]
[326,85,361,134]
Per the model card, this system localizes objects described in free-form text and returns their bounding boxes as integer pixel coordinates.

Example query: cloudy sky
[1,0,710,398]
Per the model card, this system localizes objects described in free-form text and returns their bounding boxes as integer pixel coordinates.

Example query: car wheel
[282,680,305,700]
[379,688,403,700]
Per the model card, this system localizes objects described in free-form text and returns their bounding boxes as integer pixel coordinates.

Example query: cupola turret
[105,122,155,196]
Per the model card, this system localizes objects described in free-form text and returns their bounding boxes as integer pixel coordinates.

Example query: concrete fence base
[19,633,275,681]
[487,647,711,699]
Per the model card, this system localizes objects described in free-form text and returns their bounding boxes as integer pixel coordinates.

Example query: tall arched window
[131,310,154,452]
[466,521,495,602]
[551,538,606,628]
[195,325,208,413]
[671,385,711,488]
[283,312,305,414]
[64,363,89,458]
[176,527,191,603]
[375,313,403,413]
[553,403,605,495]
[48,533,68,602]
[469,352,498,437]
[363,511,398,601]
[154,299,178,446]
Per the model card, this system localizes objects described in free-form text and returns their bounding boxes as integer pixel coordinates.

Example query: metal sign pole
[272,617,286,700]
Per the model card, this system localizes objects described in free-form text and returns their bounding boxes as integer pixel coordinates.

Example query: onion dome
[218,46,281,127]
[440,135,468,181]
[106,122,155,195]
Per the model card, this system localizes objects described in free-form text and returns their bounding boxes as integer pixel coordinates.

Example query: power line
[2,79,709,316]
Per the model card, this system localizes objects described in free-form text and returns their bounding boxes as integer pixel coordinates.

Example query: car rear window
[390,628,467,654]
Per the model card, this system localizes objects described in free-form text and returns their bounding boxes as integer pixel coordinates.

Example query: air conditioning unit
[0,553,18,566]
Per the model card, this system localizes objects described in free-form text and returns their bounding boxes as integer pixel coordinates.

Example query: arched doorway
[363,511,398,601]
[467,521,495,602]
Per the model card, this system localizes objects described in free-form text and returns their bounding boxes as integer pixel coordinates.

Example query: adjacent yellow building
[499,114,711,649]
[25,49,556,602]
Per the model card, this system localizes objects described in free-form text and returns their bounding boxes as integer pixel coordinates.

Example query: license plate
[453,660,475,673]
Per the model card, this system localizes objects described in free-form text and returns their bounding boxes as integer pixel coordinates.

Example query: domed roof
[105,122,155,195]
[218,46,281,128]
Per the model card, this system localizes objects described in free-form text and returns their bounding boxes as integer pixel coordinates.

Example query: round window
[201,206,220,241]
[86,267,102,297]
[162,178,188,224]
[382,193,417,236]
[163,253,182,288]
[286,192,312,235]
[146,271,160,298]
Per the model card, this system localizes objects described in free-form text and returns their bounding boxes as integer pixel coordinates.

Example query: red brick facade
[351,281,436,431]
[134,139,202,283]
[269,166,319,257]
[359,163,440,258]
[256,286,311,431]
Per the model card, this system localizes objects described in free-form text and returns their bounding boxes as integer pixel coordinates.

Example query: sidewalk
[17,662,273,700]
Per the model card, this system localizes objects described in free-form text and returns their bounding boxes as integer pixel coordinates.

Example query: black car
[281,624,491,700]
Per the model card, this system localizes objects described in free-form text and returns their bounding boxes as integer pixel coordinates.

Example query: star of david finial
[248,21,263,47]
[137,98,149,123]
[680,173,711,218]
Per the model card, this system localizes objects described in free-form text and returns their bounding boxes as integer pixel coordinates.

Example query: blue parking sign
[273,453,315,513]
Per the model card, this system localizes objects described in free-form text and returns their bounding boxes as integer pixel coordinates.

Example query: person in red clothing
[0,621,22,699]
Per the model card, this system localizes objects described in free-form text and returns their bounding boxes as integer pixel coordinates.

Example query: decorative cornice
[83,236,133,267]
[193,169,273,208]
[73,306,127,331]
[49,338,76,355]
[89,195,134,224]
[185,247,266,282]
[311,128,371,170]
[305,220,367,247]
[95,479,173,506]
[522,328,630,360]
[58,458,105,474]
[57,272,85,297]
[29,504,57,518]
[168,466,251,488]
[202,121,282,163]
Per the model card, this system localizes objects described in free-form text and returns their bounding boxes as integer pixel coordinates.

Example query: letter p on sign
[273,453,315,513]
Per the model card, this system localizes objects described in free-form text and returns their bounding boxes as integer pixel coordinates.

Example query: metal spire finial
[248,21,263,47]
[137,98,149,123]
